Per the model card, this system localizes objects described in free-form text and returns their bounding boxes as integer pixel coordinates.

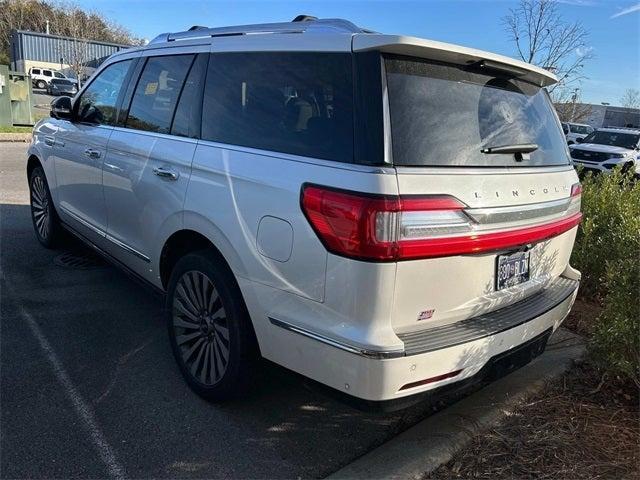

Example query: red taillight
[571,183,582,197]
[301,184,582,262]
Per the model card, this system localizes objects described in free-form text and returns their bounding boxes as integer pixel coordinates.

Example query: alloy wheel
[172,270,230,385]
[31,175,50,241]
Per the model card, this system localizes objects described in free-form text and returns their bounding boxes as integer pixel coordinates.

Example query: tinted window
[31,69,40,74]
[43,70,52,77]
[581,131,640,149]
[385,56,569,167]
[171,54,208,138]
[126,55,194,134]
[570,124,591,134]
[77,60,132,125]
[202,52,354,163]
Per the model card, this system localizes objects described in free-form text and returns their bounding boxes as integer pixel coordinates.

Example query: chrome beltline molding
[269,317,405,359]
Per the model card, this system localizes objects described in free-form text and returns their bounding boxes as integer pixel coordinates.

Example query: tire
[29,166,64,248]
[166,250,258,401]
[36,80,46,90]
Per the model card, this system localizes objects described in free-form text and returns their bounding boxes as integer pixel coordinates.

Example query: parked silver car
[27,16,581,410]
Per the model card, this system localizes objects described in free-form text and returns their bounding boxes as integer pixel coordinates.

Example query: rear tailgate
[375,44,580,335]
[392,167,579,334]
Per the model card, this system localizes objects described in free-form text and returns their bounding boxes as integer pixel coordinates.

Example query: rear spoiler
[352,34,558,87]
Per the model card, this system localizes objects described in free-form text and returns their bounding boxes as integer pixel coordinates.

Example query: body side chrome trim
[104,234,151,263]
[195,139,396,174]
[268,317,405,359]
[60,206,150,262]
[59,206,105,237]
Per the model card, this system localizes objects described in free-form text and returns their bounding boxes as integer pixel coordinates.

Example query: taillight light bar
[301,184,582,262]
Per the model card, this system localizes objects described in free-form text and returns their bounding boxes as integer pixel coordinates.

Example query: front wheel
[166,250,258,401]
[29,166,64,248]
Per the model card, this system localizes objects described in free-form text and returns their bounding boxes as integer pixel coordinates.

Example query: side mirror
[50,96,73,120]
[576,137,584,143]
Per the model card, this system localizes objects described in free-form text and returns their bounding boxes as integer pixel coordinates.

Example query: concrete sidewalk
[328,328,585,480]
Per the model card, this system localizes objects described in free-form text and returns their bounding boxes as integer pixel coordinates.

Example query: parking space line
[16,304,127,480]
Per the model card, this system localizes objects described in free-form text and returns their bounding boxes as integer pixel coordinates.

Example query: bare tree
[503,0,593,97]
[620,88,640,109]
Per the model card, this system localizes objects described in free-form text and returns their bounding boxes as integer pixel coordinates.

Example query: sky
[79,0,640,105]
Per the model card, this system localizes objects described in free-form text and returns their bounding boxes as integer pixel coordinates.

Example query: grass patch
[0,125,32,133]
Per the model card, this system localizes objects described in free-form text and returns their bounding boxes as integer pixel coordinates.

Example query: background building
[566,103,640,129]
[9,30,129,78]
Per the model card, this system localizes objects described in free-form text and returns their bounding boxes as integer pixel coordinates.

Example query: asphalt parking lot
[0,142,438,479]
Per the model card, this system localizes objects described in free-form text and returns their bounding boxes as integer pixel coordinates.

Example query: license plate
[496,251,530,290]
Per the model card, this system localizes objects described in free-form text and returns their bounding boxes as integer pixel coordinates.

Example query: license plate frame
[496,250,531,291]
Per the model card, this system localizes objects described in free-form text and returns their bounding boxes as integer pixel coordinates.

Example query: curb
[327,328,585,480]
[0,133,32,142]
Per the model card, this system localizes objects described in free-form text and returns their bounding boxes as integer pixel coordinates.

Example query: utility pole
[46,20,50,35]
[570,88,579,122]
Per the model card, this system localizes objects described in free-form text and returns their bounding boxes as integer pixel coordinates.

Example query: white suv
[561,122,593,145]
[570,128,640,178]
[29,67,77,90]
[27,17,582,410]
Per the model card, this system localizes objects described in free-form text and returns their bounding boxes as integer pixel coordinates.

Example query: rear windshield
[385,56,569,167]
[570,124,591,134]
[581,131,639,149]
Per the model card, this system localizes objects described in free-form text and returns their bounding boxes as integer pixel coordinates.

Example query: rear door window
[43,70,52,77]
[31,68,40,75]
[201,52,354,163]
[385,56,569,167]
[126,54,195,134]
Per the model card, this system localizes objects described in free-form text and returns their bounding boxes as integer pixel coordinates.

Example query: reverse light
[301,184,582,262]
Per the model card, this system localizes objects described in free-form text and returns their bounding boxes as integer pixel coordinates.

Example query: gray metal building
[9,30,129,76]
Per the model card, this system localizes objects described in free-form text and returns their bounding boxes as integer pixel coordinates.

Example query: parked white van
[29,67,77,90]
[561,122,594,145]
[27,17,582,410]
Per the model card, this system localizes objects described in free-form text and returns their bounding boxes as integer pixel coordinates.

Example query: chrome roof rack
[149,16,373,45]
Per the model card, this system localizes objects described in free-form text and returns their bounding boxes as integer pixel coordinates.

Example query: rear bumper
[267,275,579,404]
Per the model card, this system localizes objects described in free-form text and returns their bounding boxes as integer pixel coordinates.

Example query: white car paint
[28,17,582,406]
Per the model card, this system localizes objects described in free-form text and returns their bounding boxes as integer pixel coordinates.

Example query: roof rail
[148,17,371,45]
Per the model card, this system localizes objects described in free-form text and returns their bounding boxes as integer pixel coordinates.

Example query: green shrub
[570,168,640,387]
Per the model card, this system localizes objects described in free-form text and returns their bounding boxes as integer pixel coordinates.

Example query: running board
[398,276,578,356]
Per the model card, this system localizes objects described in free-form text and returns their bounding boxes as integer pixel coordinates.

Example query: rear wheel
[166,250,258,401]
[29,166,64,248]
[36,80,46,90]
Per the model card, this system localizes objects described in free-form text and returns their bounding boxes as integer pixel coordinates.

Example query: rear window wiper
[480,143,538,154]
[481,143,539,154]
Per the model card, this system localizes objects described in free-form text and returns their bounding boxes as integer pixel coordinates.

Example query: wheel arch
[27,154,42,180]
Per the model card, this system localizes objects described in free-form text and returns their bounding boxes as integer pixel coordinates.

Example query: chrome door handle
[153,167,179,180]
[84,148,101,159]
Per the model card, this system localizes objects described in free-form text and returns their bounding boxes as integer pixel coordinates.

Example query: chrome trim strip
[394,165,574,176]
[195,139,396,175]
[60,206,105,237]
[269,317,405,359]
[465,197,572,224]
[59,206,150,262]
[105,234,150,263]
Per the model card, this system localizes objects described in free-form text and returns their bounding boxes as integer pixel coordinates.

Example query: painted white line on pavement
[18,305,127,480]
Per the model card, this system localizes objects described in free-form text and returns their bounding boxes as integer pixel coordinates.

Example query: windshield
[570,124,591,134]
[385,56,569,167]
[581,131,639,149]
